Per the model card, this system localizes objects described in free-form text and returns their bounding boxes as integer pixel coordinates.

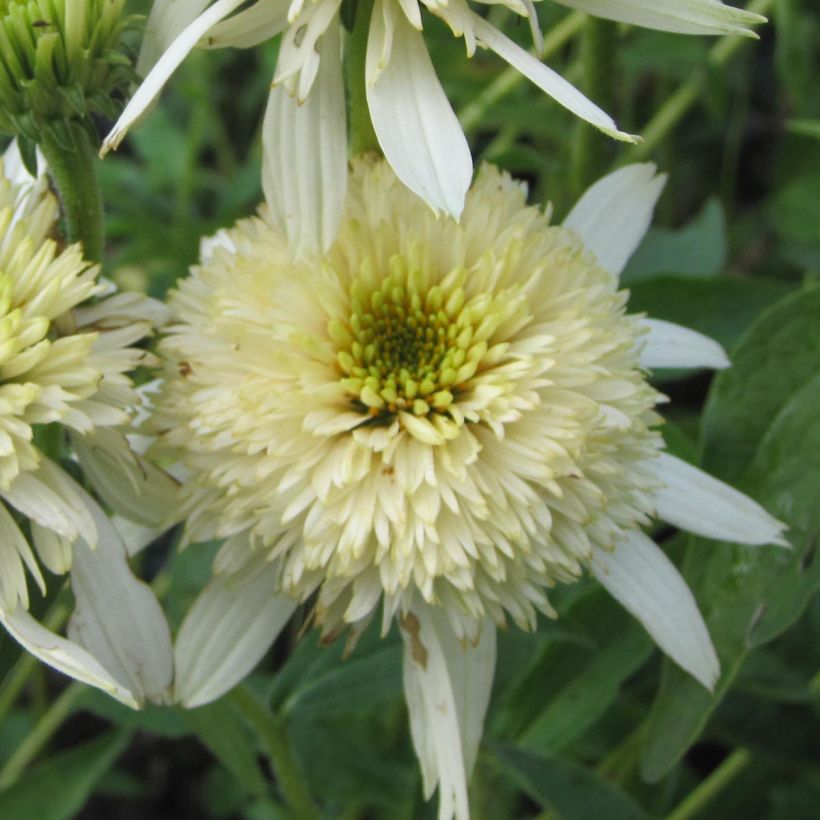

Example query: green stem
[571,16,618,197]
[38,122,104,263]
[0,682,83,789]
[459,11,586,134]
[624,0,774,163]
[229,686,320,819]
[345,0,379,156]
[665,748,752,820]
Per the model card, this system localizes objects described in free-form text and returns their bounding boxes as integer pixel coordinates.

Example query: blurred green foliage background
[1,0,819,818]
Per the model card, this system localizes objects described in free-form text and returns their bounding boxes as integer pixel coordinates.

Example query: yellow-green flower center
[332,258,489,419]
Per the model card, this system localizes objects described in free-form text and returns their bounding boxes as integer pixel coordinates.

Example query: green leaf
[0,729,131,820]
[786,119,820,141]
[182,700,269,797]
[519,624,651,753]
[622,199,727,284]
[626,276,794,353]
[493,746,656,820]
[640,288,820,781]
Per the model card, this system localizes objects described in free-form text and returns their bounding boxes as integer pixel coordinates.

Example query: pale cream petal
[640,318,730,370]
[591,530,719,689]
[367,2,472,218]
[564,163,666,276]
[651,453,789,547]
[68,490,174,706]
[471,13,638,143]
[175,546,298,707]
[262,18,347,255]
[103,0,248,155]
[553,0,765,37]
[0,606,137,707]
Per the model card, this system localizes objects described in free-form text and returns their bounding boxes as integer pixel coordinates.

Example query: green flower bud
[0,0,134,146]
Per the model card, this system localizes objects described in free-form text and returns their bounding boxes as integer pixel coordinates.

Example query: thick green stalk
[571,16,618,197]
[38,122,104,263]
[0,682,83,788]
[229,685,320,820]
[345,0,380,156]
[665,748,752,820]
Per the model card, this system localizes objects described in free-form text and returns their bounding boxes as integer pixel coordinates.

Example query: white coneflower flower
[103,0,764,255]
[156,159,786,819]
[0,142,175,707]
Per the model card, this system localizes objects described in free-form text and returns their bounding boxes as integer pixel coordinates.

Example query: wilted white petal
[640,318,730,370]
[650,453,789,546]
[591,530,719,689]
[175,547,298,707]
[0,607,137,706]
[471,14,637,144]
[263,18,347,255]
[367,1,472,218]
[68,489,174,705]
[564,163,666,276]
[103,0,248,155]
[401,605,494,820]
[553,0,765,37]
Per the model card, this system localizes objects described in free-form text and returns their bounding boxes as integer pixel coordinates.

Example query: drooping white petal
[401,605,495,820]
[470,14,638,144]
[639,318,730,370]
[68,489,174,706]
[174,547,298,707]
[552,0,765,37]
[103,0,248,155]
[203,0,290,49]
[590,530,719,689]
[3,459,96,549]
[0,503,45,611]
[137,0,211,75]
[262,18,347,255]
[564,163,666,276]
[650,453,789,547]
[367,0,472,218]
[73,430,181,530]
[0,606,137,707]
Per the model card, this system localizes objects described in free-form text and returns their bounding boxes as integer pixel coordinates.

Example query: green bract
[0,0,133,145]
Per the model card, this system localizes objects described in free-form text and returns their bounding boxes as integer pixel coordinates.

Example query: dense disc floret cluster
[0,0,132,140]
[0,149,165,615]
[155,159,664,640]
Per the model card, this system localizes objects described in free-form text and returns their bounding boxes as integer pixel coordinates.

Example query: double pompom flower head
[0,2,786,818]
[153,158,786,820]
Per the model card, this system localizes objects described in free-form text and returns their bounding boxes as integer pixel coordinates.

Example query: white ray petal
[367,0,472,218]
[470,13,637,144]
[650,453,789,546]
[103,0,248,155]
[73,431,180,530]
[137,0,211,75]
[3,459,96,548]
[174,547,298,707]
[0,607,137,707]
[203,0,290,49]
[401,606,495,820]
[68,490,174,706]
[552,0,765,37]
[262,18,347,255]
[591,530,719,689]
[639,318,730,370]
[564,163,666,276]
